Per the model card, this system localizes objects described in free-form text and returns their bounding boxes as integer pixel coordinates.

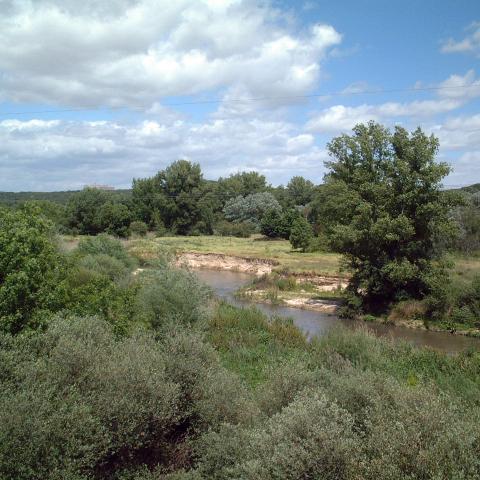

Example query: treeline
[2,122,479,328]
[2,161,479,256]
[1,203,480,480]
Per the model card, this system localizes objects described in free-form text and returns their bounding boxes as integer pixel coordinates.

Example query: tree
[261,208,302,239]
[286,176,315,206]
[223,192,281,228]
[289,216,313,251]
[132,160,209,235]
[216,171,268,205]
[321,122,460,312]
[65,187,109,234]
[0,207,66,334]
[96,201,132,237]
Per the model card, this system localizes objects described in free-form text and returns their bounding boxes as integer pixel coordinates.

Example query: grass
[127,234,343,275]
[448,252,480,284]
[208,301,307,386]
[208,301,480,403]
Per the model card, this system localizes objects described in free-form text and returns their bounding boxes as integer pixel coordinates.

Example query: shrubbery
[214,220,254,238]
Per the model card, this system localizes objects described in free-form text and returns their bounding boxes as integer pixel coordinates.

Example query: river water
[195,269,480,354]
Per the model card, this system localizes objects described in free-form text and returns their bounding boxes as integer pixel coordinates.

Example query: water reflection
[195,269,480,354]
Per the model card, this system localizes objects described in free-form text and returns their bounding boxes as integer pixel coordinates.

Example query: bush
[289,217,313,251]
[134,267,212,330]
[130,220,148,237]
[214,220,254,238]
[77,234,136,270]
[0,207,67,334]
[0,316,255,480]
[223,192,281,228]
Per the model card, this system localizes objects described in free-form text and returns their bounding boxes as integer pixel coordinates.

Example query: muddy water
[195,269,480,354]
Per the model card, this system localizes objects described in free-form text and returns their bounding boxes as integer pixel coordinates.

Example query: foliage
[320,122,460,312]
[0,316,252,480]
[289,216,313,251]
[286,175,315,206]
[216,171,267,205]
[452,193,480,253]
[223,192,281,228]
[260,208,302,239]
[77,234,136,270]
[65,188,132,236]
[213,220,254,238]
[97,201,132,237]
[0,207,67,334]
[130,220,148,237]
[132,160,212,235]
[134,267,212,330]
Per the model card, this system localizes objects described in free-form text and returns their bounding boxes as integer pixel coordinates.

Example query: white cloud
[441,22,480,57]
[305,98,461,133]
[304,69,480,134]
[426,114,480,151]
[0,0,342,108]
[0,116,328,190]
[437,70,480,100]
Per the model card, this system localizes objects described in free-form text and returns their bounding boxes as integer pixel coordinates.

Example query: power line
[0,82,479,117]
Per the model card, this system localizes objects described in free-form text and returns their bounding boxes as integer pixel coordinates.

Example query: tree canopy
[0,206,66,333]
[320,122,460,312]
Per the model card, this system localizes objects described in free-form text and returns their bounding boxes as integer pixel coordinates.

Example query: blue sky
[0,0,479,191]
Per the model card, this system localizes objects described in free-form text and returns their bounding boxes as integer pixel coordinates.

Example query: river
[194,269,480,354]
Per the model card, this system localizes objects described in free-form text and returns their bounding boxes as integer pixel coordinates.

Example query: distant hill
[0,189,132,207]
[459,183,480,194]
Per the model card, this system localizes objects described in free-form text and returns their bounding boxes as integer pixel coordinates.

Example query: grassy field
[127,234,344,275]
[448,252,480,284]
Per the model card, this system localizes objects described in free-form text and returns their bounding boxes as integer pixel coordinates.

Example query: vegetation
[1,203,480,479]
[0,206,67,334]
[289,216,313,252]
[1,122,479,329]
[223,192,281,228]
[317,122,461,315]
[127,235,342,275]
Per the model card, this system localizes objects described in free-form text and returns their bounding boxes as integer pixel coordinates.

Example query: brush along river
[194,269,480,354]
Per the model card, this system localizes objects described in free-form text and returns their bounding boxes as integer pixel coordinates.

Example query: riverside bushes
[2,210,480,479]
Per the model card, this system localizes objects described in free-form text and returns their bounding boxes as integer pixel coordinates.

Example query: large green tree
[132,160,211,235]
[286,176,315,206]
[0,207,66,334]
[216,171,268,206]
[321,122,460,312]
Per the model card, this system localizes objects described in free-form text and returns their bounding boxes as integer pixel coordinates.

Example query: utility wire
[0,82,479,116]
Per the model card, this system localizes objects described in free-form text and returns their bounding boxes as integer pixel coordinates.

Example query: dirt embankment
[175,252,278,275]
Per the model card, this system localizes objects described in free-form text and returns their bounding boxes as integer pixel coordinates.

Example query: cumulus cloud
[0,116,328,191]
[441,22,480,57]
[305,70,480,134]
[427,114,480,151]
[437,70,480,100]
[0,0,341,108]
[305,98,462,133]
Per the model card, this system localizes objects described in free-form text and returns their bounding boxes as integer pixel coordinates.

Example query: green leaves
[0,208,67,334]
[322,122,460,312]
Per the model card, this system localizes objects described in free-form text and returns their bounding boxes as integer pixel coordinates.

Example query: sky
[0,0,479,191]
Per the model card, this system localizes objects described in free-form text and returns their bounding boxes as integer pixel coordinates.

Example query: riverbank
[126,235,344,275]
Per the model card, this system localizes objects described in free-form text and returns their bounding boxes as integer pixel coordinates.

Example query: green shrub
[0,316,255,480]
[130,220,148,237]
[214,220,254,238]
[134,267,212,330]
[0,207,67,334]
[77,234,136,270]
[77,253,130,281]
[289,217,313,252]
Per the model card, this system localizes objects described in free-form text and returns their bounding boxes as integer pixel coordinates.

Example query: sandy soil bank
[175,252,278,275]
